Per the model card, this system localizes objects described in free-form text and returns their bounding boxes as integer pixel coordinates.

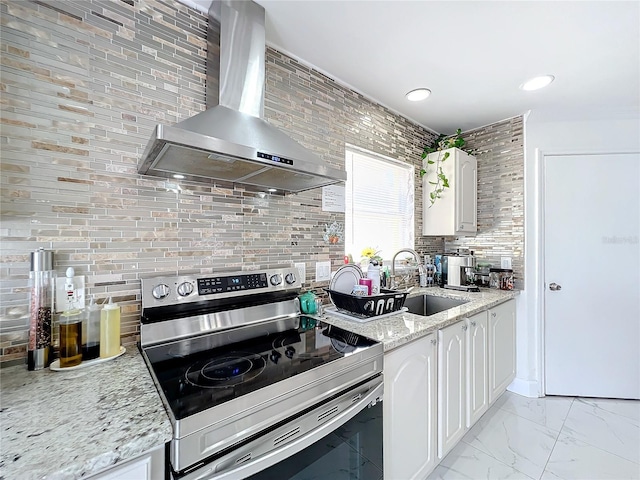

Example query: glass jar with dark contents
[489,268,514,290]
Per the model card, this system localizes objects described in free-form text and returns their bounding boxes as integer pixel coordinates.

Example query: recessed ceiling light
[520,75,555,91]
[172,174,185,179]
[406,88,431,102]
[267,188,278,193]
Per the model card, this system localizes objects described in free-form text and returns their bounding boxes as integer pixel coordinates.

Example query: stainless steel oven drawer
[173,375,383,479]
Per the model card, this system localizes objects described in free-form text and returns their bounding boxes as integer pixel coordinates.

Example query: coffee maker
[442,253,479,292]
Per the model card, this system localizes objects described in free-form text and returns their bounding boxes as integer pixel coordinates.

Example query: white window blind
[345,147,414,263]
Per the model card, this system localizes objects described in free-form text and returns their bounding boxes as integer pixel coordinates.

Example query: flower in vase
[361,247,383,265]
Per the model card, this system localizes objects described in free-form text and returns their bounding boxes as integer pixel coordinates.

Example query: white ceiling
[184,0,640,134]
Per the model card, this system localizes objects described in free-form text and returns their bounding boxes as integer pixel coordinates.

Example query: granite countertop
[321,287,519,351]
[0,288,516,479]
[0,346,172,480]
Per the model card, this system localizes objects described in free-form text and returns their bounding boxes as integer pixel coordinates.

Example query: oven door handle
[181,380,383,480]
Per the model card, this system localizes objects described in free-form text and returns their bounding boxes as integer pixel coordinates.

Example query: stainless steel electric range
[139,266,383,479]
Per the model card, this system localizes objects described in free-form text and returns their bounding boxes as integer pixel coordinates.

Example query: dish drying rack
[325,288,409,319]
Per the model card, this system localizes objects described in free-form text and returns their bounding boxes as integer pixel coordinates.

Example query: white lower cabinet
[466,311,489,427]
[89,445,164,480]
[488,299,517,404]
[384,333,437,480]
[385,299,516,477]
[437,322,467,459]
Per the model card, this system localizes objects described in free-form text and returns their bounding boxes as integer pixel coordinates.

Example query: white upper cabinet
[422,147,477,236]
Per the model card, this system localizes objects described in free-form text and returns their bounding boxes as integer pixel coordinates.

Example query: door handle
[549,282,562,291]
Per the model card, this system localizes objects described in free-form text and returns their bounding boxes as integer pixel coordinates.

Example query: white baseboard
[508,377,542,398]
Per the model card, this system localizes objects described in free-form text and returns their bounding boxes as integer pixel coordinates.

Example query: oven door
[173,377,383,480]
[249,397,383,480]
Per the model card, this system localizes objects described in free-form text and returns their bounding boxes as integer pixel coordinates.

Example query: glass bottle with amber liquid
[59,310,83,368]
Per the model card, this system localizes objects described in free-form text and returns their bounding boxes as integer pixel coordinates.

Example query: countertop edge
[321,287,519,352]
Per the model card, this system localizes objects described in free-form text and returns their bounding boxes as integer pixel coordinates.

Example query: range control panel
[197,272,269,295]
[141,267,302,309]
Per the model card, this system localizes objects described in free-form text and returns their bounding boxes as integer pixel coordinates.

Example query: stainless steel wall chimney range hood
[138,0,346,194]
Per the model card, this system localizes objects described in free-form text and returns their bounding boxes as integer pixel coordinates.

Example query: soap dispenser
[100,297,121,358]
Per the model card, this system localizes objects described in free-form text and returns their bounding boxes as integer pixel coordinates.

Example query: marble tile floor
[428,392,640,480]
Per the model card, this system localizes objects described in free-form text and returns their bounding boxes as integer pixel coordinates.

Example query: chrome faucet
[390,248,421,290]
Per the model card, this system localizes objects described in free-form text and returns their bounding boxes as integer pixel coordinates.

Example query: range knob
[285,272,297,285]
[152,284,170,300]
[270,274,283,286]
[177,282,193,297]
[285,346,295,359]
[269,350,282,364]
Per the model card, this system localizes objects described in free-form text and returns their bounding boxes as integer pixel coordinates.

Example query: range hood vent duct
[138,0,346,194]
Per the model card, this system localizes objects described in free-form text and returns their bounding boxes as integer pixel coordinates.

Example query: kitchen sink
[404,294,469,316]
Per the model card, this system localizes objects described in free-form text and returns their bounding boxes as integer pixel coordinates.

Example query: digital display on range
[197,273,268,295]
[257,151,294,166]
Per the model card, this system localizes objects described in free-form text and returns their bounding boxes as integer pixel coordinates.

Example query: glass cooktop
[142,317,378,420]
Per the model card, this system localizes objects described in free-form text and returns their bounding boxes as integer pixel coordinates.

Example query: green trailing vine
[419,129,472,207]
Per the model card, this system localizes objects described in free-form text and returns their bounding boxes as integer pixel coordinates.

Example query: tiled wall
[446,116,525,289]
[0,0,441,366]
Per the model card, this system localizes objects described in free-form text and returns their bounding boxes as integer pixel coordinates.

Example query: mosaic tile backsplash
[0,0,523,366]
[447,117,525,289]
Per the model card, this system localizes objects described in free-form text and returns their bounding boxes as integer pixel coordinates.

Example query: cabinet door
[466,312,489,428]
[384,334,437,480]
[489,299,516,404]
[93,460,150,480]
[456,152,477,233]
[90,446,164,480]
[423,148,477,236]
[423,149,457,236]
[437,322,467,459]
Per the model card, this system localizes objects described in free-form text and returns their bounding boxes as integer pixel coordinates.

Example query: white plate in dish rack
[329,264,364,295]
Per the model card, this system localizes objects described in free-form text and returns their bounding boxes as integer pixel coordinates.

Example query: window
[344,147,414,263]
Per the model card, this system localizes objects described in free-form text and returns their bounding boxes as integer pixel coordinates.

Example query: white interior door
[544,152,640,399]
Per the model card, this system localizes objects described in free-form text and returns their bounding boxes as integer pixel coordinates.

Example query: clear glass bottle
[489,269,500,289]
[418,264,428,287]
[100,297,121,358]
[82,296,101,360]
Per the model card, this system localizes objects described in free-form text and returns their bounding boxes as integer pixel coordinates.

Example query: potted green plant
[419,128,474,207]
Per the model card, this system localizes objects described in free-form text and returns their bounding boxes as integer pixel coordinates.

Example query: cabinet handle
[491,312,497,318]
[470,320,476,327]
[431,338,437,345]
[459,224,464,229]
[462,324,468,331]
